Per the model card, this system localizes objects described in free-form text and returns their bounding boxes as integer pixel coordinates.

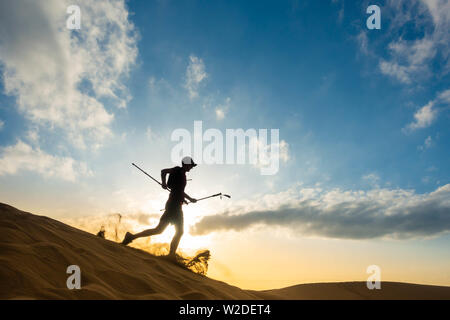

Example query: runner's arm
[184,193,197,203]
[160,168,173,189]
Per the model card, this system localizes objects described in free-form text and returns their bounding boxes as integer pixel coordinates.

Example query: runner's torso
[167,166,186,206]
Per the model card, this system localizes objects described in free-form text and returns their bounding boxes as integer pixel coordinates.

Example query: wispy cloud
[362,173,380,188]
[379,38,435,84]
[418,135,433,151]
[0,119,4,130]
[379,0,450,83]
[438,89,450,103]
[379,60,416,84]
[185,55,208,99]
[330,0,344,24]
[145,126,161,141]
[146,126,154,141]
[356,31,369,56]
[191,184,450,240]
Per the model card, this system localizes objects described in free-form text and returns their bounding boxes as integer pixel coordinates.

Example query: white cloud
[0,0,138,150]
[403,88,449,133]
[405,101,437,131]
[0,140,92,182]
[185,55,207,99]
[214,97,231,120]
[215,108,226,120]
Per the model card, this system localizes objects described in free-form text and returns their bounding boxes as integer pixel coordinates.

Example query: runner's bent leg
[169,214,184,256]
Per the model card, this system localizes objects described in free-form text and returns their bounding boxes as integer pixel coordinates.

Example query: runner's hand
[190,198,197,203]
[161,183,168,190]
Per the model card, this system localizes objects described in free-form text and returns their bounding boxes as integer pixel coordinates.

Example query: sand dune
[1,203,449,300]
[251,282,450,300]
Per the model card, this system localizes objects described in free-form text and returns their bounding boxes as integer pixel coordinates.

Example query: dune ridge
[1,203,449,300]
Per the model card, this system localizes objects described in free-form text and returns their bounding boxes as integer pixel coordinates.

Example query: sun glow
[179,204,213,253]
[129,202,214,255]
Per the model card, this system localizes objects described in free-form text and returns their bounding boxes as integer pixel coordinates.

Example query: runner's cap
[182,156,197,167]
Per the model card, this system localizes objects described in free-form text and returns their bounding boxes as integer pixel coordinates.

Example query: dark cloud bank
[191,184,450,240]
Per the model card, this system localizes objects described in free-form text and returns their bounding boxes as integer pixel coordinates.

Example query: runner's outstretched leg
[122,219,168,245]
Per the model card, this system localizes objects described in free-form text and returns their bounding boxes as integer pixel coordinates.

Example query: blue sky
[0,0,449,287]
[121,0,447,193]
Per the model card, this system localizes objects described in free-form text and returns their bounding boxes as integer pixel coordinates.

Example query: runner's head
[181,156,197,172]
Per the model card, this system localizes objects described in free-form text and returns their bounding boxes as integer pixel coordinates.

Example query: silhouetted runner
[122,157,197,260]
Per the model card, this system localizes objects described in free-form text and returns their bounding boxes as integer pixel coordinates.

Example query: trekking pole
[132,163,171,192]
[196,193,231,202]
[157,192,231,210]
